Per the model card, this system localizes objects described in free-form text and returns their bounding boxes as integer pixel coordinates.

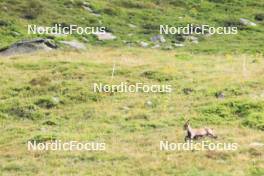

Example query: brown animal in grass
[184,120,217,141]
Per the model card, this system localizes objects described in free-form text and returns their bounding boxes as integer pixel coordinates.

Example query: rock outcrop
[95,32,117,40]
[0,38,57,56]
[59,40,86,50]
[239,18,257,26]
[151,35,166,43]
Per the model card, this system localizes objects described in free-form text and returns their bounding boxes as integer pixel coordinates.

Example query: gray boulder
[82,2,101,16]
[128,24,137,28]
[0,38,57,56]
[83,6,93,12]
[151,44,160,49]
[151,35,166,43]
[174,43,185,47]
[140,41,149,48]
[94,32,116,40]
[59,40,86,50]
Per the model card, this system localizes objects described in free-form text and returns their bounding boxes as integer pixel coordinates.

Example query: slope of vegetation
[0,49,263,175]
[0,0,264,53]
[0,0,263,175]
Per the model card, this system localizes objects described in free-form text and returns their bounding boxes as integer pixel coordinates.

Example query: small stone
[151,35,166,43]
[60,40,86,49]
[11,31,20,36]
[95,32,116,40]
[41,127,48,132]
[52,97,60,104]
[152,44,160,49]
[83,6,93,12]
[145,100,153,107]
[83,2,90,6]
[174,43,184,47]
[140,41,149,48]
[92,13,101,17]
[249,142,264,147]
[128,24,137,28]
[122,106,130,111]
[239,18,257,26]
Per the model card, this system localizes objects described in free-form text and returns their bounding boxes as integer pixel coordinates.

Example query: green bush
[201,104,232,119]
[226,100,264,117]
[242,113,264,130]
[199,100,264,129]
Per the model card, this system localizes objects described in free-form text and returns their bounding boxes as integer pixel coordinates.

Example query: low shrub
[242,112,264,130]
[199,100,264,129]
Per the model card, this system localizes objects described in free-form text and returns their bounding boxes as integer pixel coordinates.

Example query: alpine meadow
[0,0,263,175]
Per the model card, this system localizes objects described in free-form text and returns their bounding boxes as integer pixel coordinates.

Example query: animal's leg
[190,133,195,140]
[184,136,189,142]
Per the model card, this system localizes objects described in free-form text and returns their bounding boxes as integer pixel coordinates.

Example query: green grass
[0,0,264,175]
[0,0,264,53]
[0,48,263,175]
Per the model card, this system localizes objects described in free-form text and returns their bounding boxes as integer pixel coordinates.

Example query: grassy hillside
[0,49,263,175]
[0,0,264,53]
[0,0,264,175]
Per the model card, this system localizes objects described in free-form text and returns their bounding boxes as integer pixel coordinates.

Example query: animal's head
[183,119,190,130]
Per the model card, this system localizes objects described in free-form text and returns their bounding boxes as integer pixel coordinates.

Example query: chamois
[184,120,217,141]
